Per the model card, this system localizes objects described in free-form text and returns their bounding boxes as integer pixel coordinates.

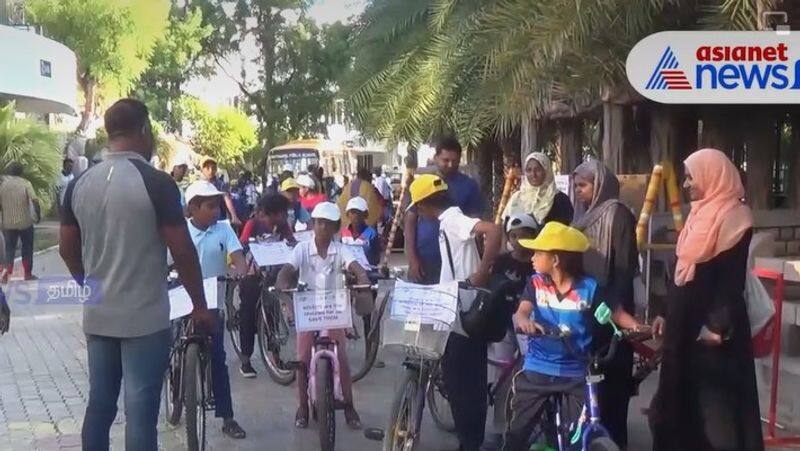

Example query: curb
[13,244,59,263]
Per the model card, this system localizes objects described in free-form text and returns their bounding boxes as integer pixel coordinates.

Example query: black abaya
[651,229,763,451]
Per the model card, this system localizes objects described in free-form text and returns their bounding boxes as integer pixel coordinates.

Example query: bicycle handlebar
[268,283,377,294]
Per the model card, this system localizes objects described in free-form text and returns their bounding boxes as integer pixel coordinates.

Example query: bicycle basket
[380,281,459,360]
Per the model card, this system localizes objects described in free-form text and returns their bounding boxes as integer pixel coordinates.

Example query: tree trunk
[555,119,582,174]
[788,110,800,209]
[649,105,697,178]
[602,103,632,174]
[743,109,778,210]
[77,77,96,133]
[521,117,549,162]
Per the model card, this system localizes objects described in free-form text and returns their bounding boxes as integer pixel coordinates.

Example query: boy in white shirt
[407,173,502,451]
[275,202,372,430]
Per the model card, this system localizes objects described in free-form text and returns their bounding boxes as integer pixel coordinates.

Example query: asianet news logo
[627,32,800,103]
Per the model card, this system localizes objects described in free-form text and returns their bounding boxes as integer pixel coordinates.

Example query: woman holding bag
[650,148,763,451]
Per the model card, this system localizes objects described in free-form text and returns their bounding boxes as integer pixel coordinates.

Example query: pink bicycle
[271,283,372,451]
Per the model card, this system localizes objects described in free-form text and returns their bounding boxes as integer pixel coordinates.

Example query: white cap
[345,196,368,212]
[311,202,341,221]
[185,180,223,205]
[504,213,540,234]
[297,174,315,189]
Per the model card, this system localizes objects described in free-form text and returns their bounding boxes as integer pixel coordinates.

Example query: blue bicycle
[511,303,643,451]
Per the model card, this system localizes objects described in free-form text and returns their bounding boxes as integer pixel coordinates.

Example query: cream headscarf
[502,152,558,223]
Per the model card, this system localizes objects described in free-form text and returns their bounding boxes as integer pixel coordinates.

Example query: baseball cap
[185,180,223,205]
[505,213,540,234]
[297,174,315,189]
[518,222,590,253]
[281,177,301,192]
[311,202,341,221]
[346,196,368,212]
[407,174,448,211]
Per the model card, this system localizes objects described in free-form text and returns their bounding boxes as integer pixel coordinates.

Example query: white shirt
[437,206,480,283]
[288,239,356,291]
[373,175,393,201]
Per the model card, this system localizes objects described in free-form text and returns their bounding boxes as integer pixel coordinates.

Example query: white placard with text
[169,278,220,320]
[390,280,458,325]
[249,241,294,267]
[293,289,353,332]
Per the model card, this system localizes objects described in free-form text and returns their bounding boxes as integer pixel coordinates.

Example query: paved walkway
[0,248,664,450]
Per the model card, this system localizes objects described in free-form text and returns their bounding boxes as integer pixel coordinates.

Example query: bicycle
[164,277,229,451]
[272,283,372,451]
[367,281,460,451]
[225,235,297,385]
[509,304,649,451]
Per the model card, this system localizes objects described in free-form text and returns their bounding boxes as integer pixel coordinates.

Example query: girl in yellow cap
[504,222,644,451]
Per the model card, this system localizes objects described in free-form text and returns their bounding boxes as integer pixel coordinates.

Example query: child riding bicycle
[182,181,250,439]
[274,202,373,430]
[236,193,293,378]
[504,222,643,451]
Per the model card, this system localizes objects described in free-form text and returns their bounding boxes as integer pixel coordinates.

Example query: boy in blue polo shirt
[504,223,643,451]
[184,181,249,439]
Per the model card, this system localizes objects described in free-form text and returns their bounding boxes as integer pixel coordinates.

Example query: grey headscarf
[571,159,624,285]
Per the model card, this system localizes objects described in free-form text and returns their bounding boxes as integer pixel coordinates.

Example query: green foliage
[348,0,762,147]
[135,5,214,130]
[0,104,62,207]
[179,97,257,166]
[26,0,170,98]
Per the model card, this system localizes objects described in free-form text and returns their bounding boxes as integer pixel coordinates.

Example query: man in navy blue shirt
[405,136,485,284]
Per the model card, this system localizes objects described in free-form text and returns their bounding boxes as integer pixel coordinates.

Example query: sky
[184,0,368,108]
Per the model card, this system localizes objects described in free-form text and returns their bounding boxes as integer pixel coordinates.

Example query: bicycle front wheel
[256,291,296,385]
[163,350,183,426]
[588,437,620,451]
[384,367,420,451]
[316,357,336,451]
[427,367,455,433]
[183,343,206,451]
[224,280,243,356]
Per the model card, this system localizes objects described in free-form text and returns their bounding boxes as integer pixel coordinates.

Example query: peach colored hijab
[675,148,753,286]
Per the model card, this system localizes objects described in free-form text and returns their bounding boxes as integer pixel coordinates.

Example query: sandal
[295,406,309,429]
[344,404,362,430]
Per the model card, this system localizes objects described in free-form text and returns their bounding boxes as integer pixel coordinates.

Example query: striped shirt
[0,176,36,230]
[521,274,600,378]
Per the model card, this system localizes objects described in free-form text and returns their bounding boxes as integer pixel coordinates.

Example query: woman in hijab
[650,148,762,451]
[502,152,573,226]
[571,159,639,448]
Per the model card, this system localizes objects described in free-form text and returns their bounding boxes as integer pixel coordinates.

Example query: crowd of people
[33,96,764,451]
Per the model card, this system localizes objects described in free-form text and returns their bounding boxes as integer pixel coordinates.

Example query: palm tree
[0,103,62,208]
[348,0,764,146]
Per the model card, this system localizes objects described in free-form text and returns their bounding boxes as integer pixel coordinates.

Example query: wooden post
[521,117,551,162]
[556,119,583,174]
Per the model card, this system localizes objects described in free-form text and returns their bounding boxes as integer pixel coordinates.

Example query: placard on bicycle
[293,289,353,332]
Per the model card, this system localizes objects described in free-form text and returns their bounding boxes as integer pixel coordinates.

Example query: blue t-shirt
[187,219,243,278]
[521,274,600,378]
[415,171,484,261]
[342,224,381,266]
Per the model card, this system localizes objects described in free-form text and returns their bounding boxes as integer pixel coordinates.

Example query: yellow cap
[407,174,448,210]
[281,177,301,191]
[518,222,590,253]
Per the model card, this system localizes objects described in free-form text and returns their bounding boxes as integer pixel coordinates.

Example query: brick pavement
[0,248,665,451]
